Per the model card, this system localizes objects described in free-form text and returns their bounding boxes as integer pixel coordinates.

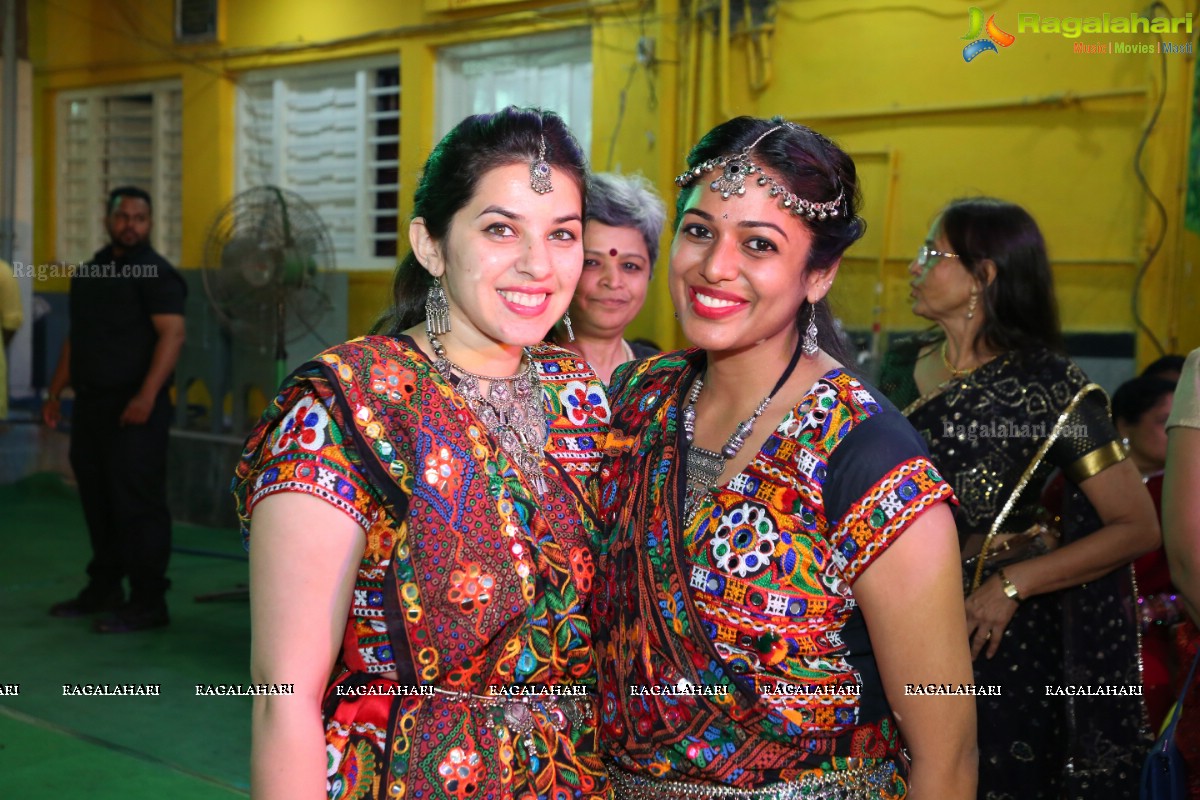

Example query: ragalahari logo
[962,7,1016,61]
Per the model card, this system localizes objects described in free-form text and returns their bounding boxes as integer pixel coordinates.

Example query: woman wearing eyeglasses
[878,197,1159,798]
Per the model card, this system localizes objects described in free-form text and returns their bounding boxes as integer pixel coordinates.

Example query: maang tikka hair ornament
[675,124,844,221]
[530,135,553,195]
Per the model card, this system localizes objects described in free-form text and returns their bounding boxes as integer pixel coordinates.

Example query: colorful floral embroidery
[709,501,778,577]
[272,394,330,454]
[370,359,416,402]
[422,444,462,500]
[233,336,611,800]
[595,351,951,793]
[437,747,484,797]
[558,379,609,426]
[447,563,494,613]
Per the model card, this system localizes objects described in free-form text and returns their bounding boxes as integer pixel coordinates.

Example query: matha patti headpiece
[530,135,553,194]
[674,124,844,221]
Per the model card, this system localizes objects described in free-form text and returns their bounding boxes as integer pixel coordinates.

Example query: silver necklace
[682,343,805,520]
[427,332,548,494]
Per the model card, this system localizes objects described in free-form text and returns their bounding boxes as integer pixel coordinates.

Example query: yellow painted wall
[26,0,1200,363]
[674,0,1199,362]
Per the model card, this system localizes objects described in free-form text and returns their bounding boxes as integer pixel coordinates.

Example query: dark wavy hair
[372,107,588,335]
[675,116,866,364]
[938,197,1063,354]
[1112,375,1176,425]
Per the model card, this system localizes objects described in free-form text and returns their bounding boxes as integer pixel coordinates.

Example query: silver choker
[428,333,549,494]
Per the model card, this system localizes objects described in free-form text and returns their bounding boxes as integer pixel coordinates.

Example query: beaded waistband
[431,687,595,759]
[607,760,897,800]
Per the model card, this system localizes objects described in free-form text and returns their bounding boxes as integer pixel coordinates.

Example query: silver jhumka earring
[802,305,819,357]
[562,310,575,342]
[425,276,451,336]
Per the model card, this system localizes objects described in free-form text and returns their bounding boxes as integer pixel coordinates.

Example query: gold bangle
[998,569,1023,602]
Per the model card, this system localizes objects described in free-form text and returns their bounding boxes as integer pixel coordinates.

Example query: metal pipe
[873,150,899,357]
[719,0,732,120]
[741,0,771,93]
[786,87,1149,125]
[683,7,701,150]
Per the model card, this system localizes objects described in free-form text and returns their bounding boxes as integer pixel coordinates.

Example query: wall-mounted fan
[201,186,336,386]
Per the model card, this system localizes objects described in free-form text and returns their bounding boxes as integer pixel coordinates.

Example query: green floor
[0,474,251,797]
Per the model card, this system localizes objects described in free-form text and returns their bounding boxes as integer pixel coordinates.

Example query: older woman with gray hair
[558,172,666,384]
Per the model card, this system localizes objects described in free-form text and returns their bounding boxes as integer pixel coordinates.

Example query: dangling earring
[802,304,819,357]
[425,276,450,336]
[966,287,978,321]
[1121,436,1131,452]
[562,310,575,342]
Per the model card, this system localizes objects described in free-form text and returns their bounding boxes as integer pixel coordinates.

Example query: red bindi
[609,248,618,257]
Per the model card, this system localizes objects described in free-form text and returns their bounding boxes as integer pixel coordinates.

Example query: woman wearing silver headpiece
[592,116,977,798]
[234,107,611,799]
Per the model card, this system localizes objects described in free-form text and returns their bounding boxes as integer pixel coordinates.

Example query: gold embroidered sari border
[970,382,1109,591]
[1062,440,1126,485]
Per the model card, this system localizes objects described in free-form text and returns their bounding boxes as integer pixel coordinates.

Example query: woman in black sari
[879,197,1159,799]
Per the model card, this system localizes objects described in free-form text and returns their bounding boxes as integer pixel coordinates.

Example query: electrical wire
[603,0,657,170]
[1130,0,1173,358]
[775,0,1005,26]
[605,63,640,172]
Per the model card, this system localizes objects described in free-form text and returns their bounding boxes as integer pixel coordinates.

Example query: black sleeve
[140,261,187,316]
[824,408,935,525]
[1046,389,1125,483]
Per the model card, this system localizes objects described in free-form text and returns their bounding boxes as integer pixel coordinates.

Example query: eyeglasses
[917,244,960,268]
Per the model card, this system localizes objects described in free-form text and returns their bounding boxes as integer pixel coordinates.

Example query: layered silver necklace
[682,343,805,521]
[428,332,548,494]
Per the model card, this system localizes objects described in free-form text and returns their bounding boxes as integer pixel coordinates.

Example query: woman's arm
[854,504,978,800]
[249,493,366,800]
[965,457,1159,659]
[1164,427,1200,623]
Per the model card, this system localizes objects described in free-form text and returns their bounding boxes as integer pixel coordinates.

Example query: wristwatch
[998,569,1023,602]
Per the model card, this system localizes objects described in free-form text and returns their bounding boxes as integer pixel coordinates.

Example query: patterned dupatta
[595,350,763,777]
[235,335,611,799]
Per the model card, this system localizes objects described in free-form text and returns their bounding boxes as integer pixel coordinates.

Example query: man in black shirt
[43,186,187,632]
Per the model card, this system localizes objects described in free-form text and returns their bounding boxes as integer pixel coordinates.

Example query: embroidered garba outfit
[234,336,611,800]
[593,351,954,799]
[886,342,1151,799]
